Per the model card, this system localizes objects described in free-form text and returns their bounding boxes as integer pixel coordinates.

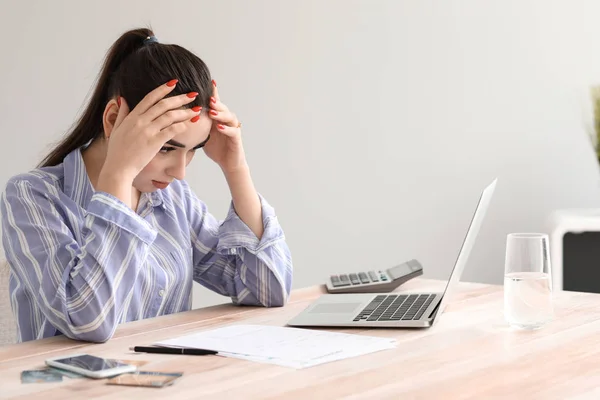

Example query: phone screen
[52,355,130,371]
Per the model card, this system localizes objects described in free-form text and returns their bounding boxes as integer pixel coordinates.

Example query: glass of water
[504,233,553,330]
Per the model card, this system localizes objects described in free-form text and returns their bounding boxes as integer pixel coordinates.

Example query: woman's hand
[203,80,264,238]
[203,81,248,174]
[102,79,201,182]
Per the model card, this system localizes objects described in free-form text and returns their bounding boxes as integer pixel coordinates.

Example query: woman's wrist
[97,168,135,209]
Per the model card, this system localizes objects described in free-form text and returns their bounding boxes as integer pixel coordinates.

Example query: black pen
[130,346,218,355]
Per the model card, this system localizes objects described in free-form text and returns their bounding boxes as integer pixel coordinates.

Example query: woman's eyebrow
[165,135,210,150]
[165,139,185,148]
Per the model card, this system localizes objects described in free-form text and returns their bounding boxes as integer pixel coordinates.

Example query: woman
[0,28,293,343]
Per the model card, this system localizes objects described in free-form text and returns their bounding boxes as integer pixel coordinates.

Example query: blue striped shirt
[0,147,293,343]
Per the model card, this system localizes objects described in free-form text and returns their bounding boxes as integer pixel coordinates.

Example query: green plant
[591,85,600,163]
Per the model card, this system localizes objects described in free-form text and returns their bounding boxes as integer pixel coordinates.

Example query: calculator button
[368,271,379,282]
[358,272,370,284]
[339,274,351,285]
[349,273,360,285]
[330,275,347,287]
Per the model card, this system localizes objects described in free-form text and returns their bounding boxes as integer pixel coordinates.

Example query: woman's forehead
[169,117,211,148]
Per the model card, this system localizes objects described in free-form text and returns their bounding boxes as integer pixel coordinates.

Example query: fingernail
[191,115,200,123]
[210,110,218,116]
[212,80,217,87]
[166,79,178,87]
[192,106,202,112]
[117,97,121,107]
[187,92,198,98]
[218,124,224,130]
[210,97,216,103]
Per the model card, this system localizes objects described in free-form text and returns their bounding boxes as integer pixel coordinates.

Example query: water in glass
[504,271,553,329]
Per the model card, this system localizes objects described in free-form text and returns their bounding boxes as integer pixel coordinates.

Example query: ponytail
[38,28,155,167]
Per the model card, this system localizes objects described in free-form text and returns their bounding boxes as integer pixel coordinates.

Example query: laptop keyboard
[353,294,435,322]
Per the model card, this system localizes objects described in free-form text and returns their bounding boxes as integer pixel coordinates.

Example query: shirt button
[158,289,165,297]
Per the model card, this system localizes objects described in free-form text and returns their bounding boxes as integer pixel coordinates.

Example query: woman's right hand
[97,79,200,208]
[102,79,200,182]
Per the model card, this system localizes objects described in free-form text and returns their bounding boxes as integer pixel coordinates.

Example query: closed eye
[159,146,177,153]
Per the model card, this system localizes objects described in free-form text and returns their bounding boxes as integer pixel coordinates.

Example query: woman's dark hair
[38,27,212,167]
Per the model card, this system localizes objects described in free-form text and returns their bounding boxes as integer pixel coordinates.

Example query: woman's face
[132,111,212,192]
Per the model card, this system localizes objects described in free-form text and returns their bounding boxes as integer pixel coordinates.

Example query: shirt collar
[146,189,165,209]
[62,146,165,210]
[62,147,94,209]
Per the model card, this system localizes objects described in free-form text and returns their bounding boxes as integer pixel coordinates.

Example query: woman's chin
[133,182,157,194]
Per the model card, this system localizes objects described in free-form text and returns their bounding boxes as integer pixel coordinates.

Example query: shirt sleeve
[0,176,157,343]
[183,182,293,307]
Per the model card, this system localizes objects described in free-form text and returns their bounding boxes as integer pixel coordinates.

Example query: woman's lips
[152,180,169,189]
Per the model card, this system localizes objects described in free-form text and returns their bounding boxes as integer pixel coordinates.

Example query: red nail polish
[117,97,121,106]
[166,79,178,87]
[218,124,224,130]
[210,97,216,103]
[192,106,202,112]
[212,80,217,87]
[187,92,198,98]
[191,115,200,123]
[210,110,218,116]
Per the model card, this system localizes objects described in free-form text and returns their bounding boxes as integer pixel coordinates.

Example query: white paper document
[154,324,396,369]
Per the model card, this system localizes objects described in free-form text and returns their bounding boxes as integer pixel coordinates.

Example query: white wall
[2,0,600,309]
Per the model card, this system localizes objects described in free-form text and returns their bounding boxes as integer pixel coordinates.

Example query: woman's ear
[102,99,119,140]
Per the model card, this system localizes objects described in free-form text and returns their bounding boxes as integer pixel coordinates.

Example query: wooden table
[2,278,600,399]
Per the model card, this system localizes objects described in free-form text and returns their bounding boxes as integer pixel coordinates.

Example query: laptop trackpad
[309,303,362,314]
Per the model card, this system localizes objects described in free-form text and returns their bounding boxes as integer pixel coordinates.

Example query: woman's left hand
[203,80,248,174]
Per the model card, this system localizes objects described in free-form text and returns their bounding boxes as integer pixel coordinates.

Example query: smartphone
[45,354,137,379]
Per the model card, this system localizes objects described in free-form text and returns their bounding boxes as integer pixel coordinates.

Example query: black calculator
[325,259,424,294]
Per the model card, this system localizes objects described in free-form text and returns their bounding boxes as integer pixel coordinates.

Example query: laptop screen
[434,179,497,318]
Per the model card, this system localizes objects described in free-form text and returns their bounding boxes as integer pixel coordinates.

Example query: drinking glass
[504,233,553,330]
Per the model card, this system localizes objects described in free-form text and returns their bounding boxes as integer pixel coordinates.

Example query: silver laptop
[287,178,497,329]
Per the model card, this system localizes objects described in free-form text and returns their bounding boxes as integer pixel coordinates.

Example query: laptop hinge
[428,301,441,320]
